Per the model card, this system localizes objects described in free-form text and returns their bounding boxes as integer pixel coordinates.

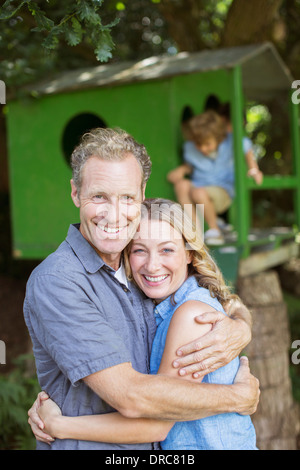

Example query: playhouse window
[62,112,107,166]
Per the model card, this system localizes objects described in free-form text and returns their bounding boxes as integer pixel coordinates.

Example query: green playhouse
[6,42,300,283]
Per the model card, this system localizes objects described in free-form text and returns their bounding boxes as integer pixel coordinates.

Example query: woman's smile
[142,273,170,285]
[129,219,192,303]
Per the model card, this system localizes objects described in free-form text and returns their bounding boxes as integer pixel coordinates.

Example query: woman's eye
[162,248,174,253]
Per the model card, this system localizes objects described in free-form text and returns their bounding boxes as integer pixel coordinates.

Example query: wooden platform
[210,227,299,283]
[239,239,299,277]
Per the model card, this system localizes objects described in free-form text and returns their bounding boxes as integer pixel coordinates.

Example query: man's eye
[162,248,174,253]
[121,195,134,202]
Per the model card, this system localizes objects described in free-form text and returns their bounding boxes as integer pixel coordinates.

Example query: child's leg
[190,186,218,230]
[173,179,202,234]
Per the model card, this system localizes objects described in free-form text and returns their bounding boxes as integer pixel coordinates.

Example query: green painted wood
[6,47,300,266]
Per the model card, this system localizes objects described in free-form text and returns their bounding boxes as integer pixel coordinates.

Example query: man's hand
[28,391,55,444]
[172,309,251,378]
[233,356,260,415]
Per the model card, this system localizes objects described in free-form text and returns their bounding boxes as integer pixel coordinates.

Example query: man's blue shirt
[24,224,157,450]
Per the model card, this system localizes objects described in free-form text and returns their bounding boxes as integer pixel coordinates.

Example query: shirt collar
[114,262,128,287]
[66,224,106,274]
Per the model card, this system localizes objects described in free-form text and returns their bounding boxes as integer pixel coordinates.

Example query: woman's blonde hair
[124,198,239,307]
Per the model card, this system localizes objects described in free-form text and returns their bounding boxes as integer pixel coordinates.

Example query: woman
[32,198,257,450]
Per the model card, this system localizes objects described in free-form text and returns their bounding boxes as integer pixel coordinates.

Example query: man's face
[71,154,145,268]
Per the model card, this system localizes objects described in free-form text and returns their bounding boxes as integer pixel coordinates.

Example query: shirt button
[123,287,128,292]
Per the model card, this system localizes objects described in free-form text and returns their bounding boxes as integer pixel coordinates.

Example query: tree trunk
[0,106,9,193]
[157,0,207,51]
[222,0,284,47]
[237,270,299,450]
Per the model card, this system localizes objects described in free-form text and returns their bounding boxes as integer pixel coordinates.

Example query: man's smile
[97,224,127,234]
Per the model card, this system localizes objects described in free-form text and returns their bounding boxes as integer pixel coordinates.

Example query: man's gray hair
[71,127,152,192]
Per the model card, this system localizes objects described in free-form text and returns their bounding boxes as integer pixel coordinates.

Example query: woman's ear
[186,249,193,265]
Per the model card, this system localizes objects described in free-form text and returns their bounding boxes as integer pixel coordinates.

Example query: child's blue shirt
[183,133,253,198]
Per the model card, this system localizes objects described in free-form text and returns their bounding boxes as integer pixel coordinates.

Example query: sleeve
[183,141,201,167]
[242,137,254,154]
[26,273,131,385]
[179,288,226,317]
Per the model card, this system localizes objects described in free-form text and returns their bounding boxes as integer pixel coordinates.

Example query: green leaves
[28,3,54,32]
[64,17,83,47]
[0,0,29,20]
[0,354,40,450]
[0,0,119,62]
[94,30,115,61]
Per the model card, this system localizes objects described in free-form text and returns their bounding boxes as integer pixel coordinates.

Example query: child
[167,110,263,245]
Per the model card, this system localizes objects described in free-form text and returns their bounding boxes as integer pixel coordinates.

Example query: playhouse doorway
[61,112,107,166]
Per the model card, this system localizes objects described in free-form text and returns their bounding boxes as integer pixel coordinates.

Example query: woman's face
[129,218,192,303]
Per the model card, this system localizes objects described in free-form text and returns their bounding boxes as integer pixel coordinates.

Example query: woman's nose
[145,254,161,273]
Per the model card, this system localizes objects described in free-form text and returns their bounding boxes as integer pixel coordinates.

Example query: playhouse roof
[29,42,293,101]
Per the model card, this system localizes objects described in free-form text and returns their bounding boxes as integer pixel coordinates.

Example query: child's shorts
[205,186,232,214]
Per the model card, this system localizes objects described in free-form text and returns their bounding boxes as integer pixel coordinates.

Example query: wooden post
[231,66,250,258]
[237,270,299,450]
[289,92,300,230]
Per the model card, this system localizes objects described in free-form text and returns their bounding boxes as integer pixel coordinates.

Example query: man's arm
[171,299,252,378]
[28,301,259,442]
[28,355,258,444]
[84,357,259,422]
[84,300,258,422]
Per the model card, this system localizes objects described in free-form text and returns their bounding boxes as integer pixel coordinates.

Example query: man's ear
[142,184,146,201]
[70,179,80,208]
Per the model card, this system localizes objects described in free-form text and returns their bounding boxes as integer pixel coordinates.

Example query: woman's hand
[28,391,55,444]
[38,396,62,438]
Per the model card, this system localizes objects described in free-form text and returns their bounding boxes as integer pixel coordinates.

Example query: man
[25,128,259,450]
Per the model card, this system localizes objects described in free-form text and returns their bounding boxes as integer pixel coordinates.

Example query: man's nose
[99,200,121,225]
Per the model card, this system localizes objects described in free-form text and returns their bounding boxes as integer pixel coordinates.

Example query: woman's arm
[38,398,172,444]
[172,299,253,378]
[34,300,213,444]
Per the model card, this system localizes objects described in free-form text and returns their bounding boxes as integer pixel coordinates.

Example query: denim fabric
[24,224,158,450]
[183,133,253,199]
[150,276,257,450]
